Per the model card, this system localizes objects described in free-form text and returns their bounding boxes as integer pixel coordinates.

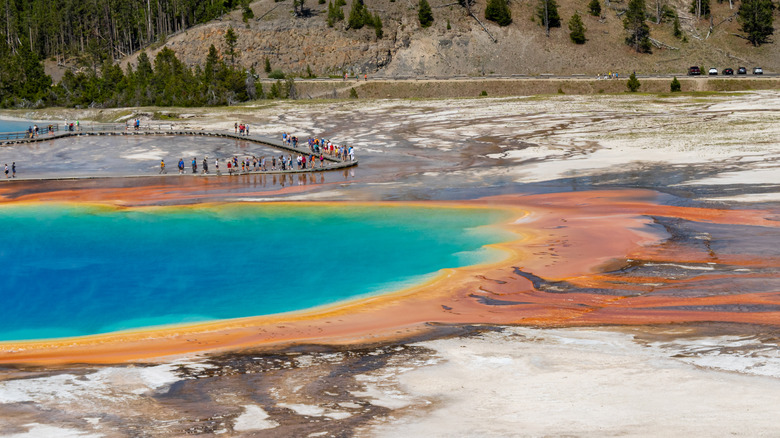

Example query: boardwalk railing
[0,122,179,140]
[0,125,359,175]
[0,124,60,140]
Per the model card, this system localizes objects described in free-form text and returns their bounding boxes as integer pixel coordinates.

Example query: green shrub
[588,0,601,16]
[269,70,286,79]
[418,0,434,27]
[485,0,512,26]
[627,72,641,92]
[670,76,681,92]
[568,12,586,44]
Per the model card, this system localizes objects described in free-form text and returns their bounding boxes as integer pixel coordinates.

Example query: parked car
[737,67,747,75]
[688,66,701,75]
[722,68,734,75]
[753,67,763,75]
[708,68,718,75]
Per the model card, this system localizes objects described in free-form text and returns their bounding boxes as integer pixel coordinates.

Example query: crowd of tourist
[157,132,355,177]
[234,123,250,135]
[282,133,355,162]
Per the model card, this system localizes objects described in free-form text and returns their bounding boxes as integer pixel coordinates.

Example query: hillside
[113,0,780,77]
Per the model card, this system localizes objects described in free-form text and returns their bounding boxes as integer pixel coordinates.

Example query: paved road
[257,73,778,82]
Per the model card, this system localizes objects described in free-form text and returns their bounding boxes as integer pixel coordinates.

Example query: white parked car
[708,68,718,75]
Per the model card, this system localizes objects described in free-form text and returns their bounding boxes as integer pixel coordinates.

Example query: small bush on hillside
[375,15,384,38]
[588,0,601,16]
[419,0,434,27]
[269,70,286,79]
[485,0,513,26]
[350,87,359,98]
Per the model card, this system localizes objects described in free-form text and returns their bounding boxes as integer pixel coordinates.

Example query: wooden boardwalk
[0,127,358,176]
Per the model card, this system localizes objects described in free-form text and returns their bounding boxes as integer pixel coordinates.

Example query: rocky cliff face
[120,0,779,77]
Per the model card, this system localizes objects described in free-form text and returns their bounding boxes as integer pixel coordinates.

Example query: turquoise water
[0,203,513,341]
[0,119,43,132]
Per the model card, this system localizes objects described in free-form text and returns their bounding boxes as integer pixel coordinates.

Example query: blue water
[0,203,512,341]
[0,119,44,133]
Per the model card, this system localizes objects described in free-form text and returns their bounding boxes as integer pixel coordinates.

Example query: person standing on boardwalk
[235,122,238,133]
[215,158,220,175]
[4,164,8,178]
[203,157,209,174]
[178,158,184,174]
[192,157,197,173]
[160,160,166,174]
[11,162,15,178]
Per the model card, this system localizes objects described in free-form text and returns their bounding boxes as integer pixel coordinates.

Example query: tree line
[1,0,243,62]
[0,38,295,108]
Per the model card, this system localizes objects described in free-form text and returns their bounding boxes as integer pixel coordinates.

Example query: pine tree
[375,15,384,38]
[265,57,272,73]
[204,45,220,85]
[738,0,775,46]
[624,0,652,53]
[328,0,346,26]
[627,72,641,92]
[588,0,601,16]
[348,0,367,28]
[670,76,681,92]
[537,0,561,36]
[418,0,434,28]
[673,15,683,38]
[485,0,513,26]
[225,27,238,65]
[568,12,586,44]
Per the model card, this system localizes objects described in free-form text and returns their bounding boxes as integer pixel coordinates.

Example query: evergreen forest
[0,0,260,108]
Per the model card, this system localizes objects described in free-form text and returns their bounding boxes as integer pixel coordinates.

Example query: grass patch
[152,112,180,120]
